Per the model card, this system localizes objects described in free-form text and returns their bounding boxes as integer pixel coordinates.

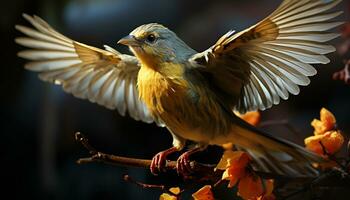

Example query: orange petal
[311,119,327,135]
[311,108,337,135]
[256,179,275,200]
[305,131,344,155]
[238,174,264,200]
[227,152,251,169]
[222,166,245,188]
[321,131,344,154]
[305,134,327,155]
[235,111,261,126]
[216,150,250,170]
[217,150,251,188]
[320,108,336,132]
[192,185,214,200]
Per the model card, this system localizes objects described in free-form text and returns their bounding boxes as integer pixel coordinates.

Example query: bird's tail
[230,117,324,177]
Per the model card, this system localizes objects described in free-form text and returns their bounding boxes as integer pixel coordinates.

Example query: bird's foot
[150,146,178,175]
[176,147,203,176]
[176,151,193,176]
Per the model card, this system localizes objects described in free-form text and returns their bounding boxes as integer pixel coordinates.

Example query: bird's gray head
[118,23,195,67]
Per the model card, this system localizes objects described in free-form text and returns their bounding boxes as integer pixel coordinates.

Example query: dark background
[1,0,350,199]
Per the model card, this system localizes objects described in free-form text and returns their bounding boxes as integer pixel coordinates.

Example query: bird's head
[118,23,194,70]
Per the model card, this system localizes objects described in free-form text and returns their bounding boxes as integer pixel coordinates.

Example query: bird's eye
[146,34,156,43]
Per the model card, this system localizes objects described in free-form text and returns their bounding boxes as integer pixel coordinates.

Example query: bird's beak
[117,35,139,46]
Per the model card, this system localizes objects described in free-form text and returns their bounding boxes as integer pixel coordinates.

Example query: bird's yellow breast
[137,64,188,117]
[137,64,233,143]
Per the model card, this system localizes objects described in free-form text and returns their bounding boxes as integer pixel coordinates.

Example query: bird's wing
[190,0,342,113]
[15,14,163,126]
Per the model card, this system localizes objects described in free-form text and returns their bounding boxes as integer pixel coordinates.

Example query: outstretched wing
[190,0,342,113]
[15,14,162,125]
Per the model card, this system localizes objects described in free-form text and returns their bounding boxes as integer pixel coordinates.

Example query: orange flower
[305,130,344,155]
[235,111,261,126]
[216,150,275,200]
[192,185,214,200]
[311,108,336,135]
[159,187,180,200]
[216,150,251,187]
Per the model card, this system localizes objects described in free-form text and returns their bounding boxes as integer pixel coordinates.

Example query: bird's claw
[150,152,167,175]
[150,147,178,175]
[176,152,193,176]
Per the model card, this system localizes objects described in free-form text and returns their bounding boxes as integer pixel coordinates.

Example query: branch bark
[75,132,223,181]
[74,132,282,180]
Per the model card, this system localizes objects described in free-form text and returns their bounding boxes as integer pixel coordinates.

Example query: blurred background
[2,0,350,199]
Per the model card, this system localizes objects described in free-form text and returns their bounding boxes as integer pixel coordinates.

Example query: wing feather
[191,0,342,113]
[16,14,161,125]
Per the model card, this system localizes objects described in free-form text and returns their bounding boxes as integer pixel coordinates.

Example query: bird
[15,0,343,177]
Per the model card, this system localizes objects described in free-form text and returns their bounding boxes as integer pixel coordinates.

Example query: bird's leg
[177,145,207,176]
[150,146,179,175]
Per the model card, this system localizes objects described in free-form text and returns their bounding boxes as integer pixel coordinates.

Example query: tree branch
[74,132,283,180]
[75,132,225,182]
[123,174,165,190]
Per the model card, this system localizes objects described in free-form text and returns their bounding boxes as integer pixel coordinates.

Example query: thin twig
[75,132,97,154]
[123,174,165,190]
[213,178,226,188]
[123,175,183,197]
